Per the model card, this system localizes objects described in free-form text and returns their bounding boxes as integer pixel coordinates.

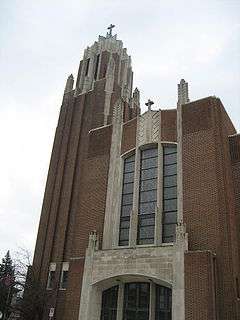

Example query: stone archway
[81,274,172,320]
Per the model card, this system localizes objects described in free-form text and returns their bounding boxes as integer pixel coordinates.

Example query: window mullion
[130,148,141,247]
[149,282,156,320]
[155,144,163,246]
[116,283,124,320]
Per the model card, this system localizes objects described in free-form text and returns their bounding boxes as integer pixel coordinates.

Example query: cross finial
[107,24,115,37]
[145,99,154,111]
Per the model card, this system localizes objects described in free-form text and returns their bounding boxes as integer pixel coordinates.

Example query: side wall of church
[182,97,239,319]
[229,134,240,316]
[185,251,216,320]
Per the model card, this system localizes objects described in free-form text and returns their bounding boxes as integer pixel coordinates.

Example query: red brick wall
[185,251,216,320]
[229,134,240,316]
[121,117,137,154]
[182,97,238,319]
[161,109,177,142]
[32,73,115,319]
[32,93,70,277]
[229,135,240,264]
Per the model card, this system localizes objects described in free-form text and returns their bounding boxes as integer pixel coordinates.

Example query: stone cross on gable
[145,99,154,111]
[107,24,115,37]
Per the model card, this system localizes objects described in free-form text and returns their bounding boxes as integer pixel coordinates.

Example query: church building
[32,26,240,320]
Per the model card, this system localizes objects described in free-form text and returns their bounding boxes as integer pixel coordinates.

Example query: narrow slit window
[94,54,100,80]
[119,154,135,246]
[85,58,90,76]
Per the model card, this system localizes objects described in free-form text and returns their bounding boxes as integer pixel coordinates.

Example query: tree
[0,251,15,319]
[0,249,46,320]
[10,248,46,320]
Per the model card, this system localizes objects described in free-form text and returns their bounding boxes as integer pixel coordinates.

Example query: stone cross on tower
[145,99,154,111]
[107,24,115,37]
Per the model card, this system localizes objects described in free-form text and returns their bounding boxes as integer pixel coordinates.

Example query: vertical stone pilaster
[177,102,183,224]
[89,287,102,320]
[156,111,163,245]
[171,95,188,320]
[172,224,188,320]
[103,102,123,249]
[78,231,98,320]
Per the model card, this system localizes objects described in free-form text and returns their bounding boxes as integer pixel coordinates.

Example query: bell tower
[71,25,140,126]
[32,26,140,320]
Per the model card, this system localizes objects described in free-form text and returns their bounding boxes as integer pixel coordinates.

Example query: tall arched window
[118,144,177,246]
[100,286,119,320]
[119,153,135,246]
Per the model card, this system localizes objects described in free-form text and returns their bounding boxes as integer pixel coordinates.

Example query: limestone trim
[88,123,112,134]
[77,34,132,96]
[102,101,123,249]
[78,233,187,320]
[175,97,185,320]
[137,110,161,147]
[177,102,183,224]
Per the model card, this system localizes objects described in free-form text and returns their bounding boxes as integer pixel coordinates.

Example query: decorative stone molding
[176,222,188,246]
[138,110,160,146]
[78,242,188,320]
[88,230,99,252]
[76,34,132,97]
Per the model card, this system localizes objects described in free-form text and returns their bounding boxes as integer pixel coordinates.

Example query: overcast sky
[0,0,239,260]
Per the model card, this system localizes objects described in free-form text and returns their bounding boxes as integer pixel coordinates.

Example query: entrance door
[123,283,150,320]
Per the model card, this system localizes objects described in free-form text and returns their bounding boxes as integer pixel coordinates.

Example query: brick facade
[31,34,240,320]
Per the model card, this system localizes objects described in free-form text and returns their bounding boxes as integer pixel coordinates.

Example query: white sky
[0,0,239,259]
